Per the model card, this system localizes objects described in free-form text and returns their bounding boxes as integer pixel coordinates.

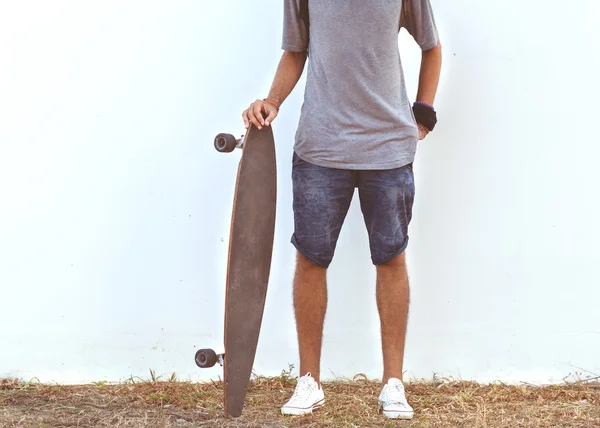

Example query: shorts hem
[372,237,409,265]
[291,235,330,268]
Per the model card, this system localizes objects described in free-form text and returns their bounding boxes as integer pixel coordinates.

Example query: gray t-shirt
[283,0,438,170]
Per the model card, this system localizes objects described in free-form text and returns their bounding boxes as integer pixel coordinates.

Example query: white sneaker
[281,373,325,415]
[378,378,414,419]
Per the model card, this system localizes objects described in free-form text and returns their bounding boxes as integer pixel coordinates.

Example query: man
[242,0,441,420]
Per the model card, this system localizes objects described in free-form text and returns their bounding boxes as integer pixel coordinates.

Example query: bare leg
[293,251,327,384]
[376,252,410,384]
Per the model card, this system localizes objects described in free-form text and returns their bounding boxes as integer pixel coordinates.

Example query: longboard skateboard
[194,123,277,418]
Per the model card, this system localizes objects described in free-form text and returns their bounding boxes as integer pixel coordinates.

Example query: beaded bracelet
[413,101,435,111]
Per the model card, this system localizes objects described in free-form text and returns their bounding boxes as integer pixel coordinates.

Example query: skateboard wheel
[195,348,218,368]
[214,133,237,153]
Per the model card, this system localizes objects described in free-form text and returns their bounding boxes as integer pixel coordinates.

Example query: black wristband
[412,102,437,132]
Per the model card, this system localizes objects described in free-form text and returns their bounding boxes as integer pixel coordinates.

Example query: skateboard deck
[195,123,276,418]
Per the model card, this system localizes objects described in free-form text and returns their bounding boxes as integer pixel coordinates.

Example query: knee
[378,251,407,269]
[296,251,327,272]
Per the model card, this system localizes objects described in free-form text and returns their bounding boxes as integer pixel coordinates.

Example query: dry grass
[1,371,599,427]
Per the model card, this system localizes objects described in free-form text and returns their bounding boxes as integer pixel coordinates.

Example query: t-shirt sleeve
[282,0,309,52]
[400,0,439,50]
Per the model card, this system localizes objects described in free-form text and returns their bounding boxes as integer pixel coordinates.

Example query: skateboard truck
[195,348,225,368]
[214,133,244,153]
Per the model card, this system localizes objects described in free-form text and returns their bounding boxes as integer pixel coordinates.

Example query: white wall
[1,0,599,385]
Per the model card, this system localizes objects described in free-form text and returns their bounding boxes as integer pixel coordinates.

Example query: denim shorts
[291,152,415,268]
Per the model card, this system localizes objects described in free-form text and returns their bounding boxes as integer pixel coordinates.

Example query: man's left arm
[416,41,442,139]
[401,0,442,139]
[417,41,442,106]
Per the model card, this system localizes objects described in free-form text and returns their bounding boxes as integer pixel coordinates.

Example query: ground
[1,370,599,427]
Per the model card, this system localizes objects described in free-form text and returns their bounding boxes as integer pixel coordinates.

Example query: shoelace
[387,383,408,405]
[290,376,314,401]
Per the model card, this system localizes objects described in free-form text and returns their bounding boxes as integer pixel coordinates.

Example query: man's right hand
[242,99,279,130]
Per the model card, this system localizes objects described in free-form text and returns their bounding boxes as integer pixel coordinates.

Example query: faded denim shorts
[291,152,415,268]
